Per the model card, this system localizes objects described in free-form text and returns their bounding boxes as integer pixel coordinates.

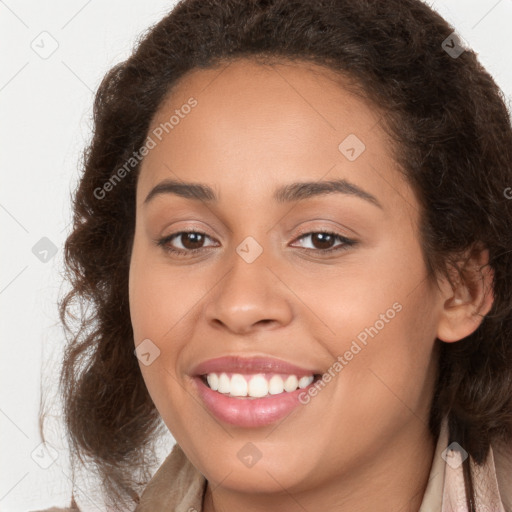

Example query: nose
[204,246,294,335]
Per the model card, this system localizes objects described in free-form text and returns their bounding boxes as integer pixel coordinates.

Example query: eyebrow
[144,178,383,209]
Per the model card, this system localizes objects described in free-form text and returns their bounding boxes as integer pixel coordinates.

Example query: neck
[202,420,436,512]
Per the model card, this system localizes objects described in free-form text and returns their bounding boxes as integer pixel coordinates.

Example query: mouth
[190,356,323,427]
[200,372,321,399]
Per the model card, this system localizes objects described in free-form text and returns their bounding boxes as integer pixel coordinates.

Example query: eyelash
[155,229,357,257]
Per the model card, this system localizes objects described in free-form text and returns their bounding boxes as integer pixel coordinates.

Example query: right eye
[156,230,219,257]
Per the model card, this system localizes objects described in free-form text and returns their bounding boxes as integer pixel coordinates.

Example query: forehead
[148,57,380,141]
[137,57,411,214]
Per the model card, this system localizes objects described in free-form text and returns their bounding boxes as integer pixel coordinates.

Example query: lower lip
[192,376,315,428]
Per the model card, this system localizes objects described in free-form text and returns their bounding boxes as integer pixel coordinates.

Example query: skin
[128,59,494,512]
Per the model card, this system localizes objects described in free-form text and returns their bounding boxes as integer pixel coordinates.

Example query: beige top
[34,417,512,511]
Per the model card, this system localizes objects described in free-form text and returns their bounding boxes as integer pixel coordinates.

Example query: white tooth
[248,374,269,397]
[207,373,219,391]
[218,372,231,394]
[230,373,248,396]
[298,375,314,389]
[268,375,285,395]
[284,375,299,392]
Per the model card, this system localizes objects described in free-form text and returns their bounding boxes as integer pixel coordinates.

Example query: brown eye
[308,232,336,250]
[156,229,356,258]
[291,231,356,253]
[156,230,217,256]
[176,232,206,250]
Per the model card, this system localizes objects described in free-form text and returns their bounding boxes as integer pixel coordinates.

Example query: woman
[38,0,512,510]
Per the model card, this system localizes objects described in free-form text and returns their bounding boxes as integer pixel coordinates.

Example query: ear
[436,246,494,343]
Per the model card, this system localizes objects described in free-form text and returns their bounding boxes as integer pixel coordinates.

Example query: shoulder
[493,437,512,512]
[135,443,206,511]
[30,506,80,511]
[31,494,81,512]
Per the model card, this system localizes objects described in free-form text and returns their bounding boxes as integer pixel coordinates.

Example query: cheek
[129,242,201,345]
[307,236,437,421]
[296,232,428,346]
[128,243,209,421]
[332,299,438,461]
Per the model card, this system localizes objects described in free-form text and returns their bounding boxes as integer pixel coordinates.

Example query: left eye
[156,230,356,256]
[291,231,355,252]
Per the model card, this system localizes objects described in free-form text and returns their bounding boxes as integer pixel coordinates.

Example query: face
[129,59,444,495]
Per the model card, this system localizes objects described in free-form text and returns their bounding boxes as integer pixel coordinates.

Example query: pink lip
[191,355,319,377]
[190,356,320,428]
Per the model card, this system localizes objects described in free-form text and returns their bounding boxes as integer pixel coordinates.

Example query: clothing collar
[419,416,509,511]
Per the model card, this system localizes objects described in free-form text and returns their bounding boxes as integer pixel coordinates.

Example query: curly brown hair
[40,0,512,509]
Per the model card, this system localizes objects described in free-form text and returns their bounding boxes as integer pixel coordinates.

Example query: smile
[203,372,315,398]
[190,356,322,427]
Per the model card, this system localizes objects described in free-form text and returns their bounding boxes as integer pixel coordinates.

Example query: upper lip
[191,355,320,377]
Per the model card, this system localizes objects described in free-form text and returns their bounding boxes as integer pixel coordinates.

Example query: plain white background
[1,1,511,510]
